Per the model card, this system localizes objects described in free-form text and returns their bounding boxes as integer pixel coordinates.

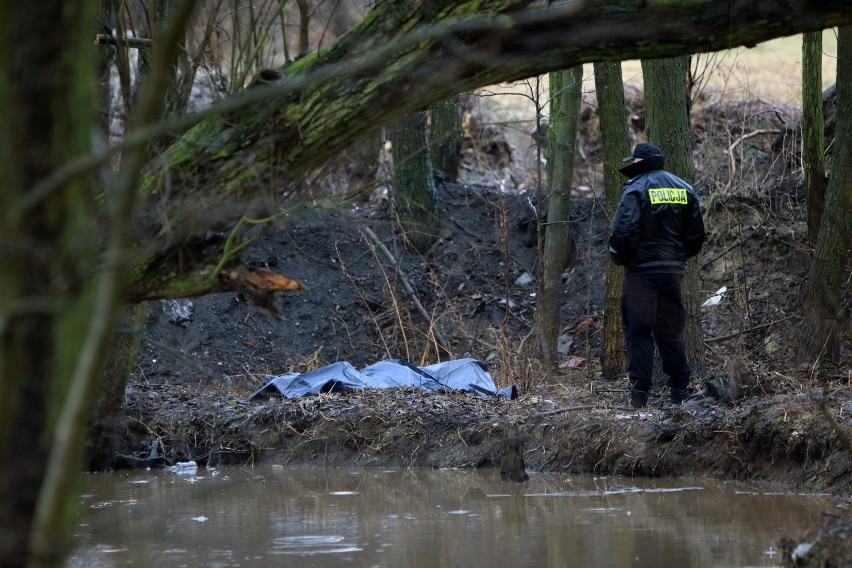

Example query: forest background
[1,2,851,567]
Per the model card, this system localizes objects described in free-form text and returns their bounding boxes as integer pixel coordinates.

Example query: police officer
[609,142,706,408]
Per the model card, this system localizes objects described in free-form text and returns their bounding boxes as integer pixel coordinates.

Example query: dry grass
[482,31,839,165]
[621,30,838,103]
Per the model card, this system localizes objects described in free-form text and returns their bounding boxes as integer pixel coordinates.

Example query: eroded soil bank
[122,373,852,494]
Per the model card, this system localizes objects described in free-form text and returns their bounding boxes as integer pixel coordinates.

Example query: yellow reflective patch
[648,188,688,204]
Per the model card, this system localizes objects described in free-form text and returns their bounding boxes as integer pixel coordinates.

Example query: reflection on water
[70,466,835,567]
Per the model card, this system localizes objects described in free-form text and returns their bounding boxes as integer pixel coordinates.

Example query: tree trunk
[536,66,582,366]
[802,30,827,245]
[87,304,146,472]
[390,111,440,253]
[594,61,631,381]
[642,55,705,384]
[17,3,195,565]
[136,0,189,151]
[799,26,852,366]
[87,0,187,477]
[122,0,852,304]
[431,96,462,183]
[0,2,100,565]
[642,57,692,178]
[96,0,117,136]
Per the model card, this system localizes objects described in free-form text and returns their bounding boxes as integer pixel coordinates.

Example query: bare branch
[95,33,152,49]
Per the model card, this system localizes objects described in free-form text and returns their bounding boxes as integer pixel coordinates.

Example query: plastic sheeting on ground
[248,358,516,401]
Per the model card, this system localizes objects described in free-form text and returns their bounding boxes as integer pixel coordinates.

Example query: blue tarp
[248,358,516,401]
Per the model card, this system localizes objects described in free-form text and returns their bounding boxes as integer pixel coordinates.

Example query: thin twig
[529,404,603,418]
[723,128,781,192]
[95,33,152,49]
[700,217,768,271]
[361,226,452,353]
[705,315,797,343]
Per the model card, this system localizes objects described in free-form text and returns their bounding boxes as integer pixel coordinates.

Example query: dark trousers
[621,271,692,395]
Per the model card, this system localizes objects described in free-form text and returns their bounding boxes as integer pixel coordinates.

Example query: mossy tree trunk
[641,55,705,383]
[594,61,631,381]
[536,66,582,366]
[0,2,99,565]
[390,110,440,254]
[799,26,852,366]
[802,31,827,245]
[0,2,195,564]
[87,304,146,472]
[431,96,462,183]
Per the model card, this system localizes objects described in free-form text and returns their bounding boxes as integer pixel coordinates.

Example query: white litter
[792,543,813,561]
[514,272,535,286]
[167,461,198,474]
[702,286,727,307]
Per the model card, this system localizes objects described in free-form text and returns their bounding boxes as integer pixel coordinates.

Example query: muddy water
[70,466,834,567]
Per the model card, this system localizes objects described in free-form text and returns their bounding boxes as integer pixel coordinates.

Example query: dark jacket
[609,160,705,272]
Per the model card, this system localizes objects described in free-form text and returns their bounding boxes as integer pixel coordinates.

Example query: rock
[500,423,529,483]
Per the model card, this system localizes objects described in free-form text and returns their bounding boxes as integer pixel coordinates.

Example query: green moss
[126,261,219,302]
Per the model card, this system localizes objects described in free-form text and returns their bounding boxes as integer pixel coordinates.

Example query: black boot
[670,388,689,405]
[630,390,649,409]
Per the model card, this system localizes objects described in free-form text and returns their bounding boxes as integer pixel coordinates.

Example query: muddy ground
[122,91,851,562]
